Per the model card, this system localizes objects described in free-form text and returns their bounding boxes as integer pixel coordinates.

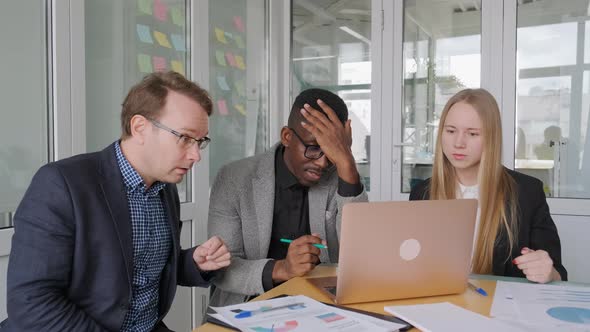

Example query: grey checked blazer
[207,144,368,306]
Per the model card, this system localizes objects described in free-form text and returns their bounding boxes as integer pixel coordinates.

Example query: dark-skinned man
[207,88,367,306]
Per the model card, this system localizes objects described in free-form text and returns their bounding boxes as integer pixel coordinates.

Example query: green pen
[279,238,328,249]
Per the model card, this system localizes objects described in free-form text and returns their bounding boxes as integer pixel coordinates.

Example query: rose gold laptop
[309,199,477,304]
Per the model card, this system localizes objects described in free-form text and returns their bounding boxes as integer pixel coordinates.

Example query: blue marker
[468,282,488,296]
[234,302,305,319]
[279,238,327,249]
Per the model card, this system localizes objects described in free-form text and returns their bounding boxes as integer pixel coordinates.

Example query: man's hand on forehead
[299,99,353,165]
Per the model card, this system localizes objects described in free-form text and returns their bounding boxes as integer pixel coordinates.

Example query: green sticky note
[234,35,245,49]
[234,80,245,97]
[215,50,227,67]
[138,0,153,15]
[138,54,153,73]
[171,7,185,27]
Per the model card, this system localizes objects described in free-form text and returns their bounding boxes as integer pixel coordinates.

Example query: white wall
[0,232,10,321]
[554,215,590,283]
[0,257,7,321]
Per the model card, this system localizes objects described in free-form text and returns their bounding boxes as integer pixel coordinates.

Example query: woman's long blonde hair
[430,88,518,274]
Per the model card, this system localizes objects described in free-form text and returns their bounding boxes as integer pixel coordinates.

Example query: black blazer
[2,143,209,331]
[409,168,567,281]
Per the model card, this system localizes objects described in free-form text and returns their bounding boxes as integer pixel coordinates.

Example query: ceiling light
[339,26,370,45]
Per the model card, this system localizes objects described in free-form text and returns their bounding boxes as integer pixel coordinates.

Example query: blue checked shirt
[116,142,172,332]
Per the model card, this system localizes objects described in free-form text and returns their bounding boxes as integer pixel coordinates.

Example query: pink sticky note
[233,16,245,33]
[154,0,168,22]
[217,99,229,116]
[152,56,167,72]
[225,52,237,67]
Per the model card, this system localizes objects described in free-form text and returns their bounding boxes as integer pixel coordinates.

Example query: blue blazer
[2,143,208,331]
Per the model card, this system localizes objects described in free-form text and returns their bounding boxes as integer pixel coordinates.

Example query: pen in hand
[234,302,305,319]
[279,238,328,249]
[467,282,488,296]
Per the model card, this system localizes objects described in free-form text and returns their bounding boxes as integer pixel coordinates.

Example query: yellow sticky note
[153,31,172,48]
[234,55,246,70]
[215,28,228,44]
[234,104,246,115]
[171,60,185,75]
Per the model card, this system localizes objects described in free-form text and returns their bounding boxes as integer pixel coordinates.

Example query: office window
[85,0,191,201]
[291,0,372,190]
[401,0,481,192]
[208,0,270,184]
[515,0,590,198]
[0,2,51,229]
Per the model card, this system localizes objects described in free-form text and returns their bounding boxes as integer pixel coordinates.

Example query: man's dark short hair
[288,88,348,128]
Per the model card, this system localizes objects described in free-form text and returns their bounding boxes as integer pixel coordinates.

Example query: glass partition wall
[515,0,590,199]
[0,2,51,229]
[85,0,192,201]
[292,0,372,189]
[401,0,481,193]
[208,0,270,185]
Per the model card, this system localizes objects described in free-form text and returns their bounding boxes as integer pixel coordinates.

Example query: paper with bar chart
[210,295,403,331]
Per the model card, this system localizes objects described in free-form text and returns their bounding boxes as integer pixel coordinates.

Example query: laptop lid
[334,199,477,304]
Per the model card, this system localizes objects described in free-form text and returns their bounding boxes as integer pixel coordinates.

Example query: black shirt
[261,146,363,291]
[266,147,311,261]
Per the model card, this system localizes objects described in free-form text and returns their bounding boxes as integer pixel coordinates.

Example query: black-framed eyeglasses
[149,119,211,150]
[288,127,324,160]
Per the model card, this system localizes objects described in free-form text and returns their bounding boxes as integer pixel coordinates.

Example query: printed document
[210,295,405,331]
[491,281,590,331]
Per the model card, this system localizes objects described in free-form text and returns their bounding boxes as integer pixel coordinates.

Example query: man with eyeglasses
[208,88,367,306]
[2,71,231,332]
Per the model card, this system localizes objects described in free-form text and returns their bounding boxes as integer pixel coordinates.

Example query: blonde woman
[410,88,567,283]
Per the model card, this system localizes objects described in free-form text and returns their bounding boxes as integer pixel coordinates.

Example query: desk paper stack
[384,302,523,332]
[491,281,590,331]
[209,295,406,331]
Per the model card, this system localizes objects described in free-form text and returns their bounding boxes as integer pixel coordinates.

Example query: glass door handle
[392,143,414,169]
